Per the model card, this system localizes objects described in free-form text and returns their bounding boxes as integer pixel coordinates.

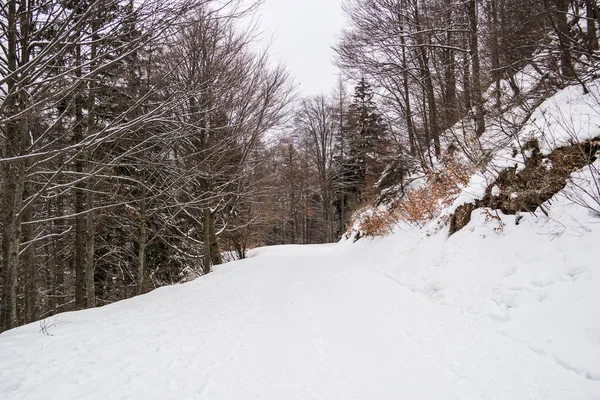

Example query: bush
[354,154,473,236]
[396,155,472,227]
[356,208,397,237]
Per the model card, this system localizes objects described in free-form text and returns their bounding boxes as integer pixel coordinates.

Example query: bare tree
[0,0,218,330]
[295,96,338,243]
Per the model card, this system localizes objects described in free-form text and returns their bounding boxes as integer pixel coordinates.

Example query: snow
[2,171,600,398]
[524,82,600,155]
[491,185,501,197]
[341,161,600,384]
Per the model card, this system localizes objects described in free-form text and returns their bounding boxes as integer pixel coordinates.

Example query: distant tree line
[260,79,394,244]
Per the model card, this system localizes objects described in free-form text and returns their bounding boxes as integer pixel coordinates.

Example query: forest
[1,0,598,332]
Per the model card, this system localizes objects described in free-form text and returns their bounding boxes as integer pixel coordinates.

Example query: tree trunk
[414,3,441,156]
[22,182,37,324]
[585,0,599,53]
[1,0,28,331]
[74,42,86,309]
[1,111,27,331]
[209,210,222,266]
[85,190,96,306]
[137,215,148,294]
[462,51,472,113]
[421,92,434,167]
[323,188,332,243]
[398,18,418,157]
[443,7,458,124]
[488,0,502,107]
[1,158,26,331]
[468,0,486,137]
[85,9,99,308]
[202,208,222,274]
[555,0,576,79]
[52,194,66,313]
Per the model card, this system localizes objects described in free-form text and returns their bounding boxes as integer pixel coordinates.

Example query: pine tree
[343,78,390,200]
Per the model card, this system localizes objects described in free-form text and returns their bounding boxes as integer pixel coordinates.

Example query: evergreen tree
[342,78,390,200]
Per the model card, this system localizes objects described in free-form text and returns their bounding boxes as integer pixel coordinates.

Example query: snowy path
[1,244,599,399]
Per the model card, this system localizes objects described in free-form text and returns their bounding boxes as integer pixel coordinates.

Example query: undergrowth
[354,154,473,237]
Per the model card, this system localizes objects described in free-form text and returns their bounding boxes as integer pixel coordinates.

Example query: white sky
[256,0,344,97]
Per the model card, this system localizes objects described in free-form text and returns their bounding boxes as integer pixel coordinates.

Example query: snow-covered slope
[1,202,600,399]
[340,158,600,383]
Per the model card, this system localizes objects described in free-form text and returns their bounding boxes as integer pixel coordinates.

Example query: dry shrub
[397,155,472,227]
[395,187,440,227]
[481,208,506,232]
[354,154,473,236]
[356,208,397,237]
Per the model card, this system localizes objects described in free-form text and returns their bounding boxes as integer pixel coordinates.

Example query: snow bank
[525,82,600,154]
[340,160,600,382]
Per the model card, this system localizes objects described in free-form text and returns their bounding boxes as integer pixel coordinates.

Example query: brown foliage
[356,208,397,237]
[396,155,472,227]
[355,154,473,236]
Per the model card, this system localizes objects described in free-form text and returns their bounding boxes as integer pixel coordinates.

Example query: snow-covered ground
[340,160,600,387]
[1,170,600,399]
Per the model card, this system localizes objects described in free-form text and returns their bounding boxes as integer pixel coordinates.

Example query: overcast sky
[257,0,345,97]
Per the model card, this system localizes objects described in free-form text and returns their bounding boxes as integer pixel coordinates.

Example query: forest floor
[1,179,600,400]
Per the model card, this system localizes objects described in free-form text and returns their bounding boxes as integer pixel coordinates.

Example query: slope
[1,242,598,399]
[342,159,600,384]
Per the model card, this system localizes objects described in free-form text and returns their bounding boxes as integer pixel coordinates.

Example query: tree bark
[22,182,37,324]
[85,190,96,306]
[488,0,502,107]
[554,0,576,79]
[85,7,100,308]
[1,158,26,331]
[468,0,486,137]
[398,18,418,157]
[208,210,222,266]
[137,213,148,294]
[202,208,222,274]
[74,41,86,309]
[1,0,29,331]
[585,0,599,53]
[414,2,441,156]
[443,6,458,124]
